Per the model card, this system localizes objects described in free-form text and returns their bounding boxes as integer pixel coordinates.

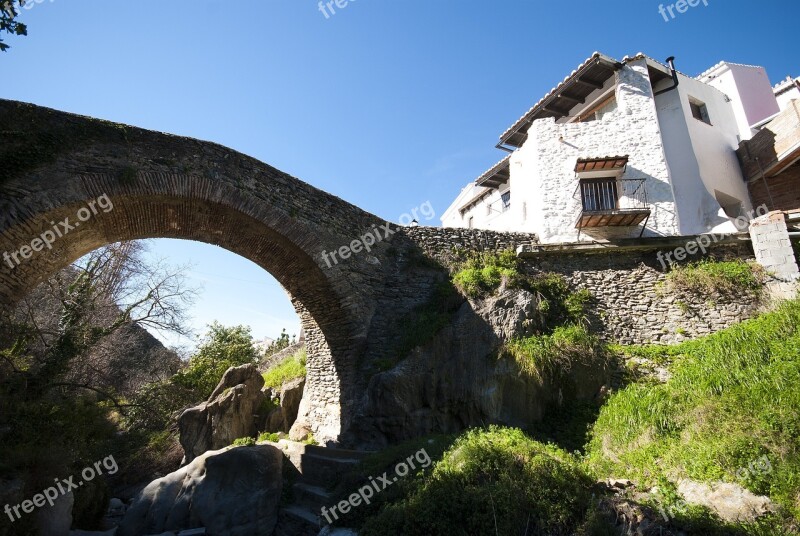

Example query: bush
[231,436,256,447]
[452,253,593,330]
[664,259,766,297]
[172,323,258,399]
[258,432,281,443]
[262,348,306,390]
[452,250,520,297]
[504,324,608,384]
[360,427,608,536]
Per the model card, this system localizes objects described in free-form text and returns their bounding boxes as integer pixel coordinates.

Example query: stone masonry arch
[0,99,398,444]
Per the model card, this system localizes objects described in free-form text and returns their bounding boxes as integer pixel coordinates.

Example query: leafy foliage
[231,436,256,447]
[452,250,520,297]
[172,323,258,399]
[262,328,293,357]
[262,348,306,390]
[0,0,27,52]
[504,323,608,384]
[357,427,609,536]
[452,251,592,330]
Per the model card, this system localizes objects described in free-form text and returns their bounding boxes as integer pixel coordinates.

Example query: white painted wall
[516,58,678,244]
[775,77,800,111]
[441,181,514,231]
[655,71,753,235]
[700,63,780,141]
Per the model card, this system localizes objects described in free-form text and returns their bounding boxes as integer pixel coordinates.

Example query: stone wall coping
[518,233,752,257]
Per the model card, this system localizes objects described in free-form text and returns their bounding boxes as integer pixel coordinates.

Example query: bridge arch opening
[0,173,375,444]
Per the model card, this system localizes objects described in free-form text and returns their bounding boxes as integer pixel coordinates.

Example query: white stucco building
[442,52,796,244]
[774,76,800,112]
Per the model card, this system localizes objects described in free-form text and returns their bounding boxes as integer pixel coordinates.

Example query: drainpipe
[654,57,680,96]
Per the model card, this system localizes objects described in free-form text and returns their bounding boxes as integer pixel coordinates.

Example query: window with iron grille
[580,178,618,211]
[501,191,511,211]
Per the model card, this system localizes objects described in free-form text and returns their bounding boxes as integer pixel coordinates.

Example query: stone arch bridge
[0,100,536,446]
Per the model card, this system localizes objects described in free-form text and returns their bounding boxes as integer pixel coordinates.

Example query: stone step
[301,453,361,487]
[293,482,333,513]
[275,505,321,536]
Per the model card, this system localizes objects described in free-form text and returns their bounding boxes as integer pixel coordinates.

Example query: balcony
[573,178,650,233]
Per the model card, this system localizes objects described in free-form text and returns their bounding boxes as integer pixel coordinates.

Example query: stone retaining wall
[518,239,761,345]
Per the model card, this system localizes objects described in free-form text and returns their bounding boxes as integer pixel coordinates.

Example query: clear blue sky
[3,0,798,350]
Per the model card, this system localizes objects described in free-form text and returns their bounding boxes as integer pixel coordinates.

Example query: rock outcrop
[262,377,306,433]
[178,364,265,463]
[347,288,611,448]
[117,445,283,536]
[677,479,776,523]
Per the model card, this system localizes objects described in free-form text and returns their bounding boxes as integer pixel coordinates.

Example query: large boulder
[262,377,306,433]
[178,364,266,463]
[117,445,283,536]
[36,490,74,536]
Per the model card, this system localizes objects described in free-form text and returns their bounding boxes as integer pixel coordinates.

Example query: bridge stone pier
[0,100,539,446]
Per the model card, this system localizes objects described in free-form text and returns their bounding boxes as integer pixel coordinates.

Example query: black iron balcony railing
[573,178,651,234]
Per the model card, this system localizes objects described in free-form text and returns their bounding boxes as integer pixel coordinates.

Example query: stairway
[273,442,371,536]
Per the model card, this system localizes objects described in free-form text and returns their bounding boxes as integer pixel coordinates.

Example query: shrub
[172,323,258,399]
[231,436,256,447]
[452,250,520,297]
[360,427,608,536]
[262,348,307,390]
[664,259,766,297]
[452,253,592,329]
[258,432,281,443]
[504,324,608,384]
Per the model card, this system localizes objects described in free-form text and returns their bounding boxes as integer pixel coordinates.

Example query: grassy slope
[341,298,800,534]
[587,298,800,524]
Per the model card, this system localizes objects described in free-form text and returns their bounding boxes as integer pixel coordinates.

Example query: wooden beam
[576,77,604,90]
[558,93,586,105]
[543,105,569,117]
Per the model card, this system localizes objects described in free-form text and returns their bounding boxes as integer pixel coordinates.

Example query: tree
[5,241,196,402]
[0,1,27,52]
[172,323,258,399]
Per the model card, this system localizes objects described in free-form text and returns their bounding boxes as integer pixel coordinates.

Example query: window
[690,98,711,125]
[486,203,492,216]
[501,191,511,211]
[468,216,474,229]
[580,178,618,211]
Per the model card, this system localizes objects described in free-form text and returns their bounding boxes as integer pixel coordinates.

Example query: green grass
[504,323,608,384]
[586,298,800,524]
[663,259,766,297]
[452,250,521,297]
[262,348,307,389]
[451,251,593,330]
[231,436,256,447]
[356,427,610,536]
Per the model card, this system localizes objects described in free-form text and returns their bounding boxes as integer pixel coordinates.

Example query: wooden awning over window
[575,155,629,174]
